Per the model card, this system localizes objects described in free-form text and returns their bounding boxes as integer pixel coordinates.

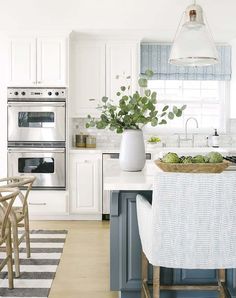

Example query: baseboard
[29,214,103,221]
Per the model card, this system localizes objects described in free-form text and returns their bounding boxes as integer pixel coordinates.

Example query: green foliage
[147,136,161,143]
[207,152,224,163]
[162,152,224,164]
[162,152,180,163]
[181,156,193,163]
[192,155,206,163]
[86,70,186,133]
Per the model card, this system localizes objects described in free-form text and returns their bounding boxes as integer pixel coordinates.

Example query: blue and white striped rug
[0,230,67,297]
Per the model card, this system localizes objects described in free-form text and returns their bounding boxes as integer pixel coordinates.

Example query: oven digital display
[18,158,55,173]
[30,92,42,95]
[18,112,55,128]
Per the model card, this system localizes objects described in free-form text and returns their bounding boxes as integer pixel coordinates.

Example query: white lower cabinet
[69,153,102,219]
[28,190,68,218]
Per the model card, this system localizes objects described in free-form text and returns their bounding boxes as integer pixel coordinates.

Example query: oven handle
[29,202,47,206]
[8,148,65,153]
[8,102,65,108]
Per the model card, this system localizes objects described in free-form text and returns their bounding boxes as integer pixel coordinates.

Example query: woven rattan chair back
[0,187,19,289]
[0,176,35,215]
[0,176,36,277]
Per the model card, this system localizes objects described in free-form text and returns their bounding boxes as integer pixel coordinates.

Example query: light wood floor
[30,221,118,298]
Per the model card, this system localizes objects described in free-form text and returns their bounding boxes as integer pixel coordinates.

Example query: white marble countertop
[103,160,160,191]
[70,146,236,156]
[69,147,120,154]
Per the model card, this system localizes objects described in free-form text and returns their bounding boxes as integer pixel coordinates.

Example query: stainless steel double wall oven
[7,88,67,189]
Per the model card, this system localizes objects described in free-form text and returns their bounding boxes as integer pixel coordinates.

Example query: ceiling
[0,0,235,42]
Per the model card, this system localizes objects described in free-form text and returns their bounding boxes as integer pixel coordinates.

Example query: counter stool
[0,176,36,277]
[137,172,236,298]
[0,187,20,289]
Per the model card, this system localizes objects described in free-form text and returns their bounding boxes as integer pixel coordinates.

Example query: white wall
[0,35,8,177]
[230,38,236,118]
[0,0,235,42]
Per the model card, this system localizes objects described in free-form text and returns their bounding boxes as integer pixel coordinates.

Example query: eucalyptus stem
[86,70,187,133]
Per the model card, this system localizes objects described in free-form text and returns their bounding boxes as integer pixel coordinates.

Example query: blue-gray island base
[110,190,236,298]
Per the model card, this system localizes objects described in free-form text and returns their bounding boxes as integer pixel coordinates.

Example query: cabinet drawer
[28,190,68,215]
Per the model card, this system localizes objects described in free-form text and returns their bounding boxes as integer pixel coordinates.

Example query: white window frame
[143,80,230,135]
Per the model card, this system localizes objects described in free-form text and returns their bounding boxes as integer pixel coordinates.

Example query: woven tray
[154,159,231,173]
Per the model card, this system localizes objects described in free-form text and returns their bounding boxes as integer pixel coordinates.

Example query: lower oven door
[8,148,66,189]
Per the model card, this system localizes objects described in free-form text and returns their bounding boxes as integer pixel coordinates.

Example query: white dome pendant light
[169,1,219,66]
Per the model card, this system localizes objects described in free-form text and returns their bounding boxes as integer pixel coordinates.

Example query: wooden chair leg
[24,211,31,258]
[6,226,13,289]
[218,269,225,298]
[12,222,20,278]
[153,266,160,298]
[141,251,149,298]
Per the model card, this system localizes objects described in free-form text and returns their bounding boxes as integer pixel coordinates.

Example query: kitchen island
[104,160,236,298]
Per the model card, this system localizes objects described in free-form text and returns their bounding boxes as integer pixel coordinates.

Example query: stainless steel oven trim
[7,87,67,100]
[8,141,65,148]
[8,148,65,153]
[8,102,65,108]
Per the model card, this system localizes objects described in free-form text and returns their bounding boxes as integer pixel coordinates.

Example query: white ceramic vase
[119,129,146,172]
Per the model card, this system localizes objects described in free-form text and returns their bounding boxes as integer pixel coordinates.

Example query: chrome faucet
[177,117,199,147]
[185,117,199,140]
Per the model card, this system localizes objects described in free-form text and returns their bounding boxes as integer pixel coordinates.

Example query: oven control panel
[7,87,67,100]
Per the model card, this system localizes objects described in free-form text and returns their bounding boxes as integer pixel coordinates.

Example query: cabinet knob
[37,81,41,84]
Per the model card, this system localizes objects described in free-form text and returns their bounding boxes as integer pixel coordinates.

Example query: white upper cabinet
[37,36,67,86]
[106,42,139,104]
[70,38,140,117]
[8,34,68,87]
[70,41,106,117]
[8,37,36,86]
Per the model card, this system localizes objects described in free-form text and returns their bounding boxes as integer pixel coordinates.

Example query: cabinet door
[70,41,106,117]
[106,42,139,104]
[70,154,102,214]
[8,37,36,86]
[37,36,67,86]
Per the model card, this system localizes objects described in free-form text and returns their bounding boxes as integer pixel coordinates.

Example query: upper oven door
[8,102,65,142]
[8,148,66,189]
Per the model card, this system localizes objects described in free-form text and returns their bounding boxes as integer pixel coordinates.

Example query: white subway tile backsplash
[230,119,236,134]
[71,118,121,148]
[71,118,236,149]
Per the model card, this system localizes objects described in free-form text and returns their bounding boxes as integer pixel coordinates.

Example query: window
[145,80,229,134]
